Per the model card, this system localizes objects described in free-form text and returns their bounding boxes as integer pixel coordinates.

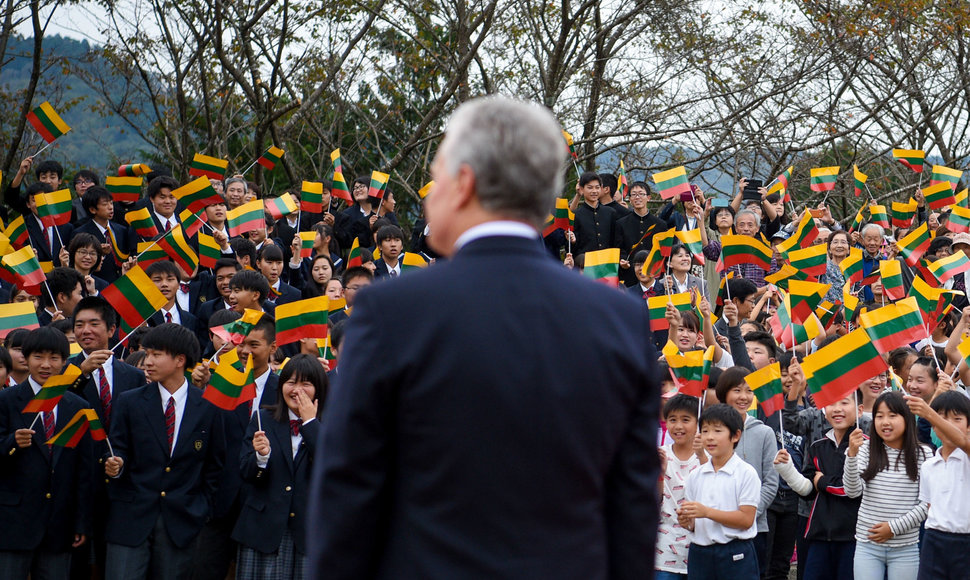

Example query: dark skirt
[235,529,305,580]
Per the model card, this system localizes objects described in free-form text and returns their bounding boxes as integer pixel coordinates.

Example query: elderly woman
[819,230,849,303]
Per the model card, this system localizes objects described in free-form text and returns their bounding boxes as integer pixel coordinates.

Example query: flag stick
[240,159,259,176]
[42,280,58,316]
[209,340,232,366]
[926,324,944,371]
[33,141,54,157]
[256,404,262,432]
[697,391,703,431]
[28,411,42,432]
[778,407,786,446]
[110,317,153,352]
[951,359,962,380]
[105,436,115,457]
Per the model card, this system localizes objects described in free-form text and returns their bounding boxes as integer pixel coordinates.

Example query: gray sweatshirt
[736,415,780,532]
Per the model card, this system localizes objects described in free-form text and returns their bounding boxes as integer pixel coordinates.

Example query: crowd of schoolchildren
[2,154,970,580]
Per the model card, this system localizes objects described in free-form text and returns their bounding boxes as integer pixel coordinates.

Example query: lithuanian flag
[647,292,692,331]
[562,130,578,160]
[106,226,129,267]
[347,238,362,268]
[868,205,889,229]
[301,181,324,213]
[893,149,925,173]
[224,309,264,345]
[909,274,944,324]
[125,207,159,238]
[768,166,793,203]
[839,247,864,284]
[2,246,45,288]
[26,101,71,143]
[652,228,678,258]
[853,165,867,197]
[652,166,692,200]
[227,200,265,237]
[950,204,970,234]
[641,245,665,278]
[275,296,329,345]
[332,172,352,202]
[662,342,714,397]
[718,234,773,271]
[23,365,82,414]
[788,280,830,324]
[891,198,917,228]
[368,171,390,200]
[157,225,199,274]
[617,160,628,198]
[803,327,888,408]
[930,165,962,191]
[198,233,221,269]
[777,211,818,256]
[4,216,27,249]
[35,189,72,227]
[188,153,229,180]
[553,198,573,232]
[769,289,821,349]
[928,252,970,283]
[401,252,427,270]
[716,271,735,306]
[815,300,838,330]
[843,286,859,322]
[748,362,785,415]
[179,208,208,238]
[298,232,315,259]
[257,146,285,171]
[787,244,828,278]
[764,264,806,291]
[809,166,839,193]
[46,408,106,447]
[848,206,865,234]
[174,176,223,214]
[879,259,905,300]
[135,242,166,267]
[896,222,931,267]
[203,350,255,411]
[0,302,38,339]
[118,163,151,177]
[264,193,298,219]
[418,181,433,199]
[859,296,925,352]
[101,265,167,338]
[104,176,143,204]
[330,148,343,174]
[674,228,705,265]
[583,248,620,286]
[317,336,337,370]
[956,188,969,209]
[922,181,955,211]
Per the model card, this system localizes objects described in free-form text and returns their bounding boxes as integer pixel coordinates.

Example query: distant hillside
[2,35,154,173]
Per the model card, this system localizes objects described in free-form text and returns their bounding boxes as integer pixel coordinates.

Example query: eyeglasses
[74,179,94,186]
[630,192,648,198]
[76,249,99,257]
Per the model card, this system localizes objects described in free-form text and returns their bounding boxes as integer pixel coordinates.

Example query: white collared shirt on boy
[920,447,970,533]
[684,452,760,546]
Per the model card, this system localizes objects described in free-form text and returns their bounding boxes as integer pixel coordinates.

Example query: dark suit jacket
[308,235,661,580]
[25,214,73,267]
[212,373,278,519]
[231,408,318,554]
[75,220,136,283]
[0,383,93,551]
[149,306,204,345]
[66,354,146,434]
[266,281,301,307]
[105,383,226,548]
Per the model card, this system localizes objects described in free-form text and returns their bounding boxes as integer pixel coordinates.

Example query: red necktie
[165,397,176,455]
[180,283,190,293]
[99,369,112,427]
[43,411,55,454]
[289,419,302,436]
[165,312,173,324]
[164,220,171,232]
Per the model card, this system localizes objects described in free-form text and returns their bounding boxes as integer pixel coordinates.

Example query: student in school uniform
[145,261,203,343]
[103,324,226,580]
[66,296,145,579]
[75,186,136,284]
[229,270,275,316]
[233,354,327,579]
[678,403,761,579]
[905,391,970,579]
[256,245,301,306]
[0,327,93,580]
[21,182,75,268]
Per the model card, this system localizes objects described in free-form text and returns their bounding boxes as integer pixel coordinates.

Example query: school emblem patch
[194,440,203,451]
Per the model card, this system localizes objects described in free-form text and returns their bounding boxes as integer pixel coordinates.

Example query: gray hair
[224,177,248,192]
[861,223,884,238]
[735,209,759,224]
[438,97,565,226]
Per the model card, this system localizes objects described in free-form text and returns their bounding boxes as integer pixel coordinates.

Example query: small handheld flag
[893,149,925,173]
[256,146,285,171]
[23,365,83,414]
[368,171,390,200]
[27,101,71,144]
[189,153,229,180]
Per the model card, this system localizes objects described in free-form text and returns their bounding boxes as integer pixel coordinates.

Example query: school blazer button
[45,493,51,499]
[165,467,171,472]
[289,512,295,518]
[285,485,292,492]
[160,491,166,497]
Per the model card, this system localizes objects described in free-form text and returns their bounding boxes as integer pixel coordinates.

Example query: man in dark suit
[144,261,203,344]
[75,186,137,284]
[67,296,145,579]
[0,327,93,579]
[256,245,301,306]
[103,324,225,580]
[308,97,660,579]
[22,182,74,268]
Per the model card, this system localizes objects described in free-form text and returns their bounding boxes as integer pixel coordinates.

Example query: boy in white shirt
[678,403,761,579]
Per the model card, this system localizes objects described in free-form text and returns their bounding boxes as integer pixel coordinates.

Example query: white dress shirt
[28,376,57,422]
[251,370,271,418]
[158,379,190,452]
[685,453,761,546]
[84,350,115,396]
[160,305,182,325]
[920,447,970,533]
[453,221,538,251]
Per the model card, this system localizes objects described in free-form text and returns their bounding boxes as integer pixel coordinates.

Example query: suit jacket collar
[267,413,296,472]
[452,234,546,261]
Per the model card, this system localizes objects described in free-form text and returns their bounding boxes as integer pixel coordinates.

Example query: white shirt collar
[28,375,43,395]
[453,221,538,251]
[158,379,189,406]
[94,221,108,236]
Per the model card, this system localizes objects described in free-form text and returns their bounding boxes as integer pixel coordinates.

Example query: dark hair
[331,319,347,351]
[126,326,149,351]
[22,327,70,360]
[208,308,241,329]
[141,323,200,370]
[213,257,242,274]
[270,354,327,422]
[910,356,939,382]
[930,391,970,421]
[0,347,13,373]
[72,295,117,329]
[727,278,758,305]
[663,393,700,419]
[230,238,257,265]
[146,175,179,199]
[256,244,284,263]
[764,192,780,204]
[50,318,73,336]
[598,173,618,194]
[743,331,778,361]
[262,212,276,231]
[4,328,30,350]
[699,403,744,446]
[145,166,173,183]
[73,169,99,187]
[708,204,736,231]
[342,266,373,286]
[145,260,180,280]
[630,181,651,195]
[304,254,336,297]
[124,350,146,368]
[631,249,649,266]
[714,366,749,404]
[230,270,270,305]
[35,160,63,180]
[927,236,952,259]
[862,391,924,483]
[678,310,700,333]
[41,267,84,308]
[889,347,919,374]
[248,313,276,344]
[22,181,52,205]
[376,224,405,246]
[68,232,102,267]
[370,218,391,235]
[81,186,113,215]
[578,171,600,188]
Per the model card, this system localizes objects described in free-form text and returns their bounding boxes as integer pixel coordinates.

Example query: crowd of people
[0,119,968,580]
